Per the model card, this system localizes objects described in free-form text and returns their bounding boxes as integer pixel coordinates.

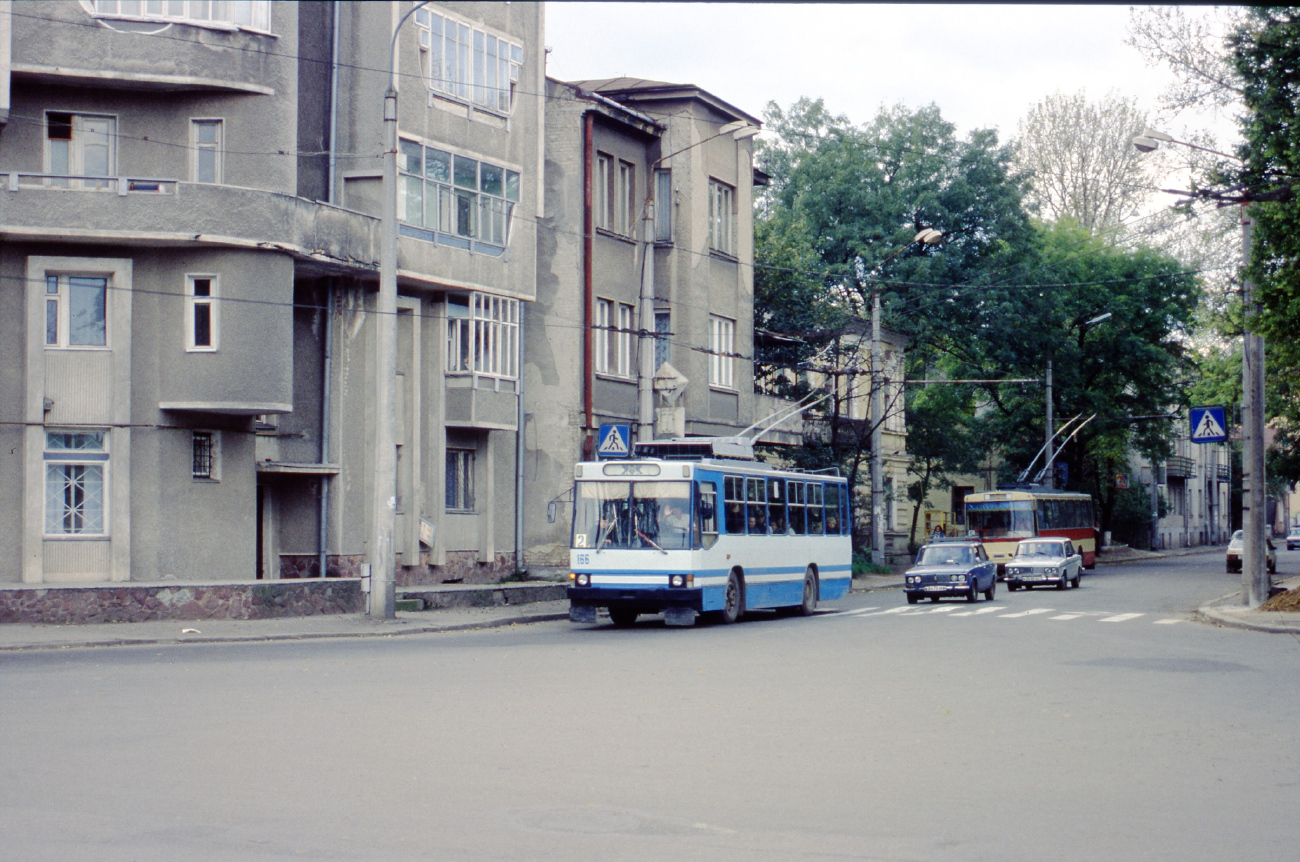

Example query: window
[615,160,635,236]
[192,119,223,183]
[45,275,107,348]
[595,154,612,230]
[186,275,218,351]
[414,8,522,113]
[708,179,734,255]
[446,293,519,380]
[807,483,824,535]
[46,112,115,189]
[709,315,735,389]
[44,431,108,536]
[788,481,807,535]
[595,300,633,377]
[723,476,745,535]
[698,482,718,548]
[90,1,270,30]
[446,449,475,511]
[654,169,672,241]
[654,309,671,371]
[192,431,219,480]
[399,140,519,247]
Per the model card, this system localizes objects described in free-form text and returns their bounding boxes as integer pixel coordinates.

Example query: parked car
[904,539,997,604]
[1226,530,1276,573]
[1005,537,1083,590]
[1287,526,1300,551]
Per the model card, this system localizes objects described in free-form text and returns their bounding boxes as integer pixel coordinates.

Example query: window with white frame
[708,179,735,255]
[654,309,671,370]
[413,7,522,114]
[44,431,108,536]
[45,275,108,348]
[446,294,519,379]
[192,431,220,480]
[90,1,271,31]
[399,140,519,247]
[615,160,635,236]
[595,154,612,231]
[710,315,735,389]
[595,299,634,377]
[446,448,475,511]
[46,112,115,189]
[186,275,218,351]
[654,169,672,241]
[191,119,223,183]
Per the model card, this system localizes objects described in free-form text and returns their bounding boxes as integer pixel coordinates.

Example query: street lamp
[870,228,942,565]
[1133,130,1269,606]
[370,1,432,619]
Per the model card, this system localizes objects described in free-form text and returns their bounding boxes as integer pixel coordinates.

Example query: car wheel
[797,567,818,616]
[719,571,743,624]
[983,578,996,601]
[608,608,638,628]
[1071,572,1081,589]
[930,595,941,603]
[906,593,919,604]
[967,581,979,603]
[1056,572,1068,591]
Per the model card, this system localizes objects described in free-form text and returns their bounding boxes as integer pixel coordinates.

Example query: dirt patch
[1261,586,1300,612]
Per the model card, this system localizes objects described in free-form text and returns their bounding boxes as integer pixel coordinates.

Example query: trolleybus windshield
[965,500,1035,538]
[572,480,693,551]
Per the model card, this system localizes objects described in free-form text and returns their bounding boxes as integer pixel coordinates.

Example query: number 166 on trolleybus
[962,488,1098,575]
[566,438,853,627]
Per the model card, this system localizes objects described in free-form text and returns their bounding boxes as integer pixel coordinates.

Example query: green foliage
[1229,7,1300,484]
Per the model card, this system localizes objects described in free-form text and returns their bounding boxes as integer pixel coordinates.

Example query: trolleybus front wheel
[719,571,744,624]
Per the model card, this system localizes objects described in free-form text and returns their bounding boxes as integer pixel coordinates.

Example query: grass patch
[1260,586,1300,612]
[853,554,892,576]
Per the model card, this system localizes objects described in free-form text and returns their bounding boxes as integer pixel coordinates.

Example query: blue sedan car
[904,539,998,604]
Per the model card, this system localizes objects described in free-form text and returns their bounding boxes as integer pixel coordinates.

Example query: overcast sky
[543,3,1238,146]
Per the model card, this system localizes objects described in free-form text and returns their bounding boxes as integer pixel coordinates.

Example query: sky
[543,3,1238,147]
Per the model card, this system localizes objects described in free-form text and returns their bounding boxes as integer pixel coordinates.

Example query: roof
[569,77,762,128]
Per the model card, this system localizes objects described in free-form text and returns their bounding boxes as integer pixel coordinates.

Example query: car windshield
[918,545,974,566]
[1015,542,1063,558]
[1290,527,1300,536]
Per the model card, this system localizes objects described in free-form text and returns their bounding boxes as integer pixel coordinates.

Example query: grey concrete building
[1,1,542,595]
[524,77,763,566]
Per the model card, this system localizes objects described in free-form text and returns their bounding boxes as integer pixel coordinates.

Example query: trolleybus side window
[825,483,842,534]
[807,482,824,535]
[788,481,806,535]
[767,477,786,534]
[724,476,745,534]
[698,482,718,548]
[746,477,768,533]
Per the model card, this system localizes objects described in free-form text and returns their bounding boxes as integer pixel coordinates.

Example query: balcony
[1165,456,1195,479]
[0,173,379,275]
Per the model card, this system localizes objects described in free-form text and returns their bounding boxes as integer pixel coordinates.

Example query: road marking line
[1099,613,1145,622]
[836,607,881,617]
[973,606,1004,614]
[849,606,916,617]
[1153,618,1184,625]
[1000,608,1054,618]
[1049,614,1085,620]
[924,606,959,613]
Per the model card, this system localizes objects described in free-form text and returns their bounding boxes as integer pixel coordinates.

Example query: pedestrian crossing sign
[1189,406,1227,443]
[597,424,631,458]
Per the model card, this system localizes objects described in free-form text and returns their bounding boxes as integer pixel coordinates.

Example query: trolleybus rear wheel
[797,567,818,616]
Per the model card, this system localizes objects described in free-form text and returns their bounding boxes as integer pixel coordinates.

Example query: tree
[1015,90,1157,234]
[1126,6,1245,117]
[902,373,986,551]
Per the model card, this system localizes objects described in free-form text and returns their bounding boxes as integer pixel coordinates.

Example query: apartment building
[0,1,542,593]
[525,77,763,566]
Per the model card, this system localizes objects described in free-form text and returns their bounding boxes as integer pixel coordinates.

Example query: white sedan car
[1005,537,1083,591]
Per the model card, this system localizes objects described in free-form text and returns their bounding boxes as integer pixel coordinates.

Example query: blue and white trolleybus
[566,437,852,627]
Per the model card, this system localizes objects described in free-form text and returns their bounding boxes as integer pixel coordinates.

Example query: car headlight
[950,574,965,583]
[1044,567,1058,575]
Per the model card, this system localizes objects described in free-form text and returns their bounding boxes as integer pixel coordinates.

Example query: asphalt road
[1,550,1297,861]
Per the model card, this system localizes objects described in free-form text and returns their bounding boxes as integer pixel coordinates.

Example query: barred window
[446,449,475,511]
[44,431,108,536]
[192,431,216,480]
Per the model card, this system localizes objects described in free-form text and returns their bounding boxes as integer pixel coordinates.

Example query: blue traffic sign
[1189,406,1227,443]
[597,424,632,458]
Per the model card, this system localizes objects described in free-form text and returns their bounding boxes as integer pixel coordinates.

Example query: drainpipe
[638,193,655,442]
[318,280,334,578]
[327,0,340,205]
[582,111,595,454]
[514,313,527,574]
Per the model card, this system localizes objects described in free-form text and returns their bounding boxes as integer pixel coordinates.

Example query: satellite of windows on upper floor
[415,6,523,115]
[399,138,520,252]
[87,0,271,33]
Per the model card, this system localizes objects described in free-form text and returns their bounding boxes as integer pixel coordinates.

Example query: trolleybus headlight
[572,573,590,587]
[669,574,694,588]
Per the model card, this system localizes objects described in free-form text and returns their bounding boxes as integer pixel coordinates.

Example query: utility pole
[1043,352,1054,489]
[1241,206,1270,606]
[870,288,885,566]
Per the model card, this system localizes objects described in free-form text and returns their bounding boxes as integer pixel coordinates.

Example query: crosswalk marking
[837,606,881,617]
[832,605,1194,626]
[1153,618,1184,625]
[1049,613,1085,620]
[1100,613,1145,622]
[1000,608,1055,618]
[950,606,1006,617]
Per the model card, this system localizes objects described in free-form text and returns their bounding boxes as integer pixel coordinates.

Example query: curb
[1195,593,1300,634]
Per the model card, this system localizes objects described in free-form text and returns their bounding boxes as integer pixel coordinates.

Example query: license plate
[923,585,949,592]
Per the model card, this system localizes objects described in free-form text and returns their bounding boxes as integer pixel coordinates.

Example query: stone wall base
[397,551,517,586]
[0,580,365,625]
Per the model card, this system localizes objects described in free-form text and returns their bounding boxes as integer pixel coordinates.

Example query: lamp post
[1132,129,1270,606]
[370,1,431,619]
[869,228,941,565]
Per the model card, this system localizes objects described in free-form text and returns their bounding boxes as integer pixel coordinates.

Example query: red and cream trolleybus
[963,488,1098,575]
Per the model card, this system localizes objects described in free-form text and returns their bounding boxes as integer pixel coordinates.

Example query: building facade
[1,1,542,590]
[524,77,763,566]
